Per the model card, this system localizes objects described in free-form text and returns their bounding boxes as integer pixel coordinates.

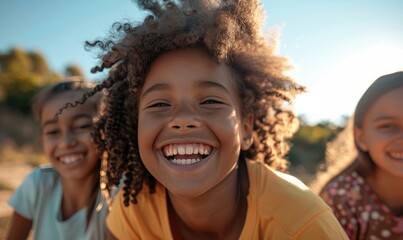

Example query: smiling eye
[200,99,223,105]
[74,124,92,132]
[148,102,171,108]
[378,123,395,129]
[44,129,59,136]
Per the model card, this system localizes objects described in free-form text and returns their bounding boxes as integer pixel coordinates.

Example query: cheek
[211,113,242,147]
[81,134,97,151]
[137,113,161,153]
[41,138,55,157]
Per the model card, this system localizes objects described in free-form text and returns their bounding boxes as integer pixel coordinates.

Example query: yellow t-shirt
[107,160,348,239]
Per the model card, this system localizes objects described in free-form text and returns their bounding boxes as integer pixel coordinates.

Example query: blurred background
[1,0,403,237]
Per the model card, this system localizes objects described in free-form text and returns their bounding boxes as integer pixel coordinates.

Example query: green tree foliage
[65,64,84,78]
[288,121,344,176]
[0,48,61,113]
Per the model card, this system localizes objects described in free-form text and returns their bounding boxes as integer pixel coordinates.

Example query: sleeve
[7,169,41,220]
[106,189,141,240]
[295,209,349,239]
[319,189,358,239]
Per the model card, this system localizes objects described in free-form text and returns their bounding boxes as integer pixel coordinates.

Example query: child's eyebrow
[197,80,230,94]
[42,113,93,127]
[42,119,58,128]
[141,80,230,98]
[372,115,396,122]
[142,83,170,98]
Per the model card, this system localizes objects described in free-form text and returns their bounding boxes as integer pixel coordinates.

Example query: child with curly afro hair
[79,0,348,239]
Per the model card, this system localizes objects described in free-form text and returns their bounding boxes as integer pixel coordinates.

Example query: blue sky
[1,0,403,124]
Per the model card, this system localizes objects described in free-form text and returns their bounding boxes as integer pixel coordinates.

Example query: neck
[60,173,99,220]
[366,169,403,216]
[168,160,248,239]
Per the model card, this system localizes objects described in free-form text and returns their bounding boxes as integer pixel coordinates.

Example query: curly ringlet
[76,0,305,206]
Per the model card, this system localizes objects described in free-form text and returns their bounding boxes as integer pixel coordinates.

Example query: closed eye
[44,129,59,135]
[377,123,395,130]
[147,102,171,108]
[200,99,224,105]
[75,124,93,132]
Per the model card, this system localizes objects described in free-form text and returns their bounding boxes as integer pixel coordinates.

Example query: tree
[65,64,84,78]
[0,48,61,113]
[287,121,344,176]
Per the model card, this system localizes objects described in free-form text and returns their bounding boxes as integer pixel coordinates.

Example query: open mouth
[389,152,403,160]
[58,154,84,165]
[162,143,212,165]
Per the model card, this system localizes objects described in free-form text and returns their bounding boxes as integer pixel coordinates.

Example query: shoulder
[25,165,59,187]
[319,170,365,206]
[8,165,60,220]
[107,183,168,239]
[246,160,312,200]
[18,165,58,189]
[246,160,340,236]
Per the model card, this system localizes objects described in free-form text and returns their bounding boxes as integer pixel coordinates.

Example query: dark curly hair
[80,0,305,206]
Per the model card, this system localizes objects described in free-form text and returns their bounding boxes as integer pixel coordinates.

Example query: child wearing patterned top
[6,80,108,240]
[312,71,403,239]
[79,0,348,239]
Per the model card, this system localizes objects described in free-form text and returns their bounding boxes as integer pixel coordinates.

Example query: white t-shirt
[8,166,108,240]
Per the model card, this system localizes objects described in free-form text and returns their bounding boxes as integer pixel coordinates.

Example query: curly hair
[80,0,305,206]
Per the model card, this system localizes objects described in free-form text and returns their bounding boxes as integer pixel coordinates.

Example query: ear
[354,126,369,152]
[241,113,254,151]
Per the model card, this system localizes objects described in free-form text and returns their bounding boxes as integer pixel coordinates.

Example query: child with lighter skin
[78,0,348,239]
[6,80,108,240]
[312,71,403,239]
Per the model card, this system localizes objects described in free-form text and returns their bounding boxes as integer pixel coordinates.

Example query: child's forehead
[151,48,214,66]
[143,49,237,90]
[40,90,96,120]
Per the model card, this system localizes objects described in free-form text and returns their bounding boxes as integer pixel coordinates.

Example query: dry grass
[0,141,48,167]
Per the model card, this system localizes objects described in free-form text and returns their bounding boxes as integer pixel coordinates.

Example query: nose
[168,104,201,130]
[60,131,78,147]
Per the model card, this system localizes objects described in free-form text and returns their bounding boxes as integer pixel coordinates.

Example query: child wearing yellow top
[81,0,348,239]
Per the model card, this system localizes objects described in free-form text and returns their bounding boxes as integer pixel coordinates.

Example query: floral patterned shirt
[320,170,403,240]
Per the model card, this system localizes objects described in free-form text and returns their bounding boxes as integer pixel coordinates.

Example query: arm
[106,226,118,240]
[319,189,357,238]
[6,211,33,240]
[295,209,349,239]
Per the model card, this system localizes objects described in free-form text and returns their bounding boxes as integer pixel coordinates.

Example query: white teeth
[171,158,201,165]
[199,144,204,154]
[186,145,193,154]
[178,146,185,155]
[163,143,212,157]
[59,154,83,164]
[390,152,403,160]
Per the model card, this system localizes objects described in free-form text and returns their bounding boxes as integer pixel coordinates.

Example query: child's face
[355,86,403,177]
[40,91,99,181]
[138,49,253,197]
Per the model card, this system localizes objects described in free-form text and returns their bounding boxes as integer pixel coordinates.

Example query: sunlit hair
[311,71,403,193]
[31,78,104,227]
[79,0,305,206]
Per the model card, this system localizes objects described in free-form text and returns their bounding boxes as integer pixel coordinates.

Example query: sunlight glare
[295,43,403,124]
